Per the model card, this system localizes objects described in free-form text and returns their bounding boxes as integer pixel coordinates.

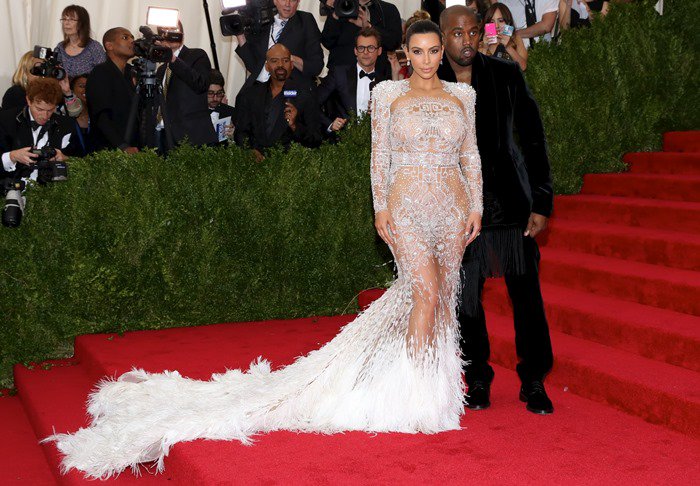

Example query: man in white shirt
[0,78,73,181]
[235,0,324,92]
[317,27,392,135]
[500,0,558,48]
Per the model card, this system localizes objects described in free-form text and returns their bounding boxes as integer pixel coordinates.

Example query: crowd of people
[0,0,608,174]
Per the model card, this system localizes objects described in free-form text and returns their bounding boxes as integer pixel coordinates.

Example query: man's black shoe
[465,381,491,410]
[519,380,554,415]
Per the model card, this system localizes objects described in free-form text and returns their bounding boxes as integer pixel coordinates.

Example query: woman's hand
[374,210,396,245]
[498,32,511,46]
[465,211,482,246]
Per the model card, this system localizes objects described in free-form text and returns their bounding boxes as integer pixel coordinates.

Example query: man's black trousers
[458,236,554,386]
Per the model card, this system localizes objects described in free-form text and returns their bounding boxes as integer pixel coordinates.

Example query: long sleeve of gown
[459,89,483,215]
[370,83,391,214]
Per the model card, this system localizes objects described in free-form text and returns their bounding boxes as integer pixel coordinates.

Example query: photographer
[321,0,402,70]
[2,51,83,118]
[0,78,76,181]
[154,22,218,151]
[235,0,324,92]
[86,27,138,153]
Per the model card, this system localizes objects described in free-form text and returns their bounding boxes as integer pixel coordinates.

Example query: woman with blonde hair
[1,51,38,109]
[479,2,528,71]
[2,51,83,116]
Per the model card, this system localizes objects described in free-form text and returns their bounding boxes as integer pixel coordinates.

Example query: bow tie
[31,120,42,131]
[359,70,376,80]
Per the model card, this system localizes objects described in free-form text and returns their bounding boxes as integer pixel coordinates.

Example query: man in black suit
[234,43,322,161]
[155,23,218,152]
[86,27,139,153]
[234,0,324,93]
[0,78,76,181]
[317,27,391,134]
[439,6,555,415]
[207,69,235,143]
[321,0,402,71]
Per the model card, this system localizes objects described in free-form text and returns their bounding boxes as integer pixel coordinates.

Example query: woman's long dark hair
[405,19,443,47]
[61,5,92,48]
[481,3,517,46]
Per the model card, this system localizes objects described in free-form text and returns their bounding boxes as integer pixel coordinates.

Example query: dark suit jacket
[321,1,402,69]
[234,81,321,151]
[235,11,324,92]
[438,53,553,226]
[1,85,27,111]
[156,46,218,148]
[0,106,78,178]
[86,58,136,150]
[212,103,236,120]
[317,63,392,128]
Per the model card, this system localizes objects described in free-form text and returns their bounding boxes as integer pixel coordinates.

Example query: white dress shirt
[157,46,183,131]
[356,64,374,116]
[500,0,558,48]
[257,15,289,82]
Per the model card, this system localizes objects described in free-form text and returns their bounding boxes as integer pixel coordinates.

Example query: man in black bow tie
[0,78,77,181]
[317,27,392,134]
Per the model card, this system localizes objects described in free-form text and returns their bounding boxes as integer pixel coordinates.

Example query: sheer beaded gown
[47,79,482,479]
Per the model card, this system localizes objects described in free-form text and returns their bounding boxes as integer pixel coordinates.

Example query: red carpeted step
[358,287,387,311]
[0,395,55,485]
[552,194,700,234]
[484,312,700,437]
[543,219,700,270]
[73,316,354,381]
[539,247,700,315]
[624,152,700,175]
[664,131,700,152]
[13,360,170,485]
[581,173,700,201]
[483,281,700,372]
[163,364,700,485]
[32,321,700,483]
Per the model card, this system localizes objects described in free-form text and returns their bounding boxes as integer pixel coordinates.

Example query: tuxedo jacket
[86,58,137,150]
[235,11,324,92]
[0,106,78,178]
[212,103,236,120]
[438,53,553,226]
[317,63,392,128]
[157,46,218,148]
[233,81,322,151]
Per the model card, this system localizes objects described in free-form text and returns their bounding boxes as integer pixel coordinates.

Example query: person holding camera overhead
[2,51,83,118]
[234,0,324,93]
[86,28,139,153]
[154,22,218,152]
[0,78,76,183]
[54,5,106,79]
[321,0,402,71]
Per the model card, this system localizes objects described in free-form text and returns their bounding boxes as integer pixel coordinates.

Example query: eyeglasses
[60,18,78,23]
[356,45,379,53]
[207,90,225,97]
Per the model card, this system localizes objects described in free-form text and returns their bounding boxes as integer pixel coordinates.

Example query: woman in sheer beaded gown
[46,20,483,480]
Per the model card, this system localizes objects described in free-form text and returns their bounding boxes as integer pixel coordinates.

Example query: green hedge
[526,0,699,193]
[0,1,697,387]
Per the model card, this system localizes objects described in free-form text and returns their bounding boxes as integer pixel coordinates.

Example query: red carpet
[3,131,700,484]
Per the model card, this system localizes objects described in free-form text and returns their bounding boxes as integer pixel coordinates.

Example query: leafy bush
[0,1,697,387]
[526,0,698,193]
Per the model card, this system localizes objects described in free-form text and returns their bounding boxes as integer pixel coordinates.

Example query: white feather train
[45,282,466,479]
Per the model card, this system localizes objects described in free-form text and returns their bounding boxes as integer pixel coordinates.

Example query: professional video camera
[30,45,67,80]
[133,26,177,63]
[319,0,361,19]
[1,147,68,228]
[219,0,275,36]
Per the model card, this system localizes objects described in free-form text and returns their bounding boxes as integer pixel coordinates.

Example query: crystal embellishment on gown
[45,79,482,479]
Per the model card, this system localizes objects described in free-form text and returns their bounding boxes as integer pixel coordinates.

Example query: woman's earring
[440,59,443,65]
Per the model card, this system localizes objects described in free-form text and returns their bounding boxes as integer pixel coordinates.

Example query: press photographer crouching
[0,78,76,227]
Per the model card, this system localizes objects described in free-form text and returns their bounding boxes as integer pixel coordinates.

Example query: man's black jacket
[439,53,553,226]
